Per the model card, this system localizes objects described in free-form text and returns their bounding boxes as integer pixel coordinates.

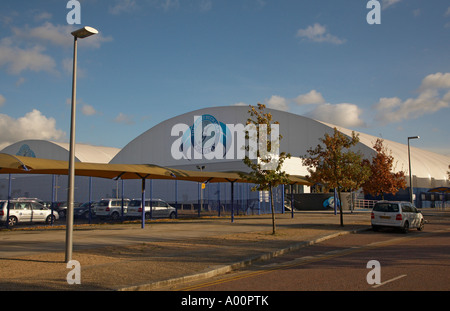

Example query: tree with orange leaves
[302,128,370,226]
[362,138,407,199]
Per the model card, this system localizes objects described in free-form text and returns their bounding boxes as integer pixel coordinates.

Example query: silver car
[126,198,176,219]
[95,198,130,220]
[0,199,59,227]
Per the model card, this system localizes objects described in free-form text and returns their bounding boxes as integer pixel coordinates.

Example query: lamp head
[71,26,98,38]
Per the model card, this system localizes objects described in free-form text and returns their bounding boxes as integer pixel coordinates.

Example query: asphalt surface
[0,210,376,291]
[172,219,450,291]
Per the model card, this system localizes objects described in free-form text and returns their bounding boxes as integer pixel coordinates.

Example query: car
[74,201,97,219]
[54,201,81,218]
[371,201,424,233]
[95,198,130,220]
[0,199,59,227]
[126,198,176,219]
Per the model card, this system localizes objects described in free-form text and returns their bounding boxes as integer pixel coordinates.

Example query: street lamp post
[65,26,98,263]
[407,136,420,205]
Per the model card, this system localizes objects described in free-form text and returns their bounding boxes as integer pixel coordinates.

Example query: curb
[118,227,369,291]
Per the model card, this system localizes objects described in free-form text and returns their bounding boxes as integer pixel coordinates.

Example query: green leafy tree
[302,128,370,226]
[361,138,407,199]
[240,103,291,234]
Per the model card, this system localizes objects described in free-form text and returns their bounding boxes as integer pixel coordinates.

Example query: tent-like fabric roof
[0,153,311,185]
[0,140,120,163]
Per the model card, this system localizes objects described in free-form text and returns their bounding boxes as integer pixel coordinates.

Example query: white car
[371,201,424,233]
[126,198,176,219]
[95,198,130,220]
[0,199,59,227]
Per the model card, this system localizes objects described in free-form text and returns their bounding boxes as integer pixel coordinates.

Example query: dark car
[74,202,97,219]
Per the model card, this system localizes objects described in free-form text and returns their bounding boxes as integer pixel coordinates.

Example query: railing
[353,199,378,210]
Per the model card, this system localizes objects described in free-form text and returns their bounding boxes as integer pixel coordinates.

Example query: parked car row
[95,198,176,219]
[0,197,177,227]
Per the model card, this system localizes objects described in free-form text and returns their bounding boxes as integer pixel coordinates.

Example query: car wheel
[145,212,151,219]
[402,221,409,233]
[59,210,66,218]
[417,219,424,231]
[110,212,120,220]
[8,216,18,227]
[372,225,379,232]
[169,212,176,219]
[46,215,56,224]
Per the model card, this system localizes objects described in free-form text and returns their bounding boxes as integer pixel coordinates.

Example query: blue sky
[0,0,449,157]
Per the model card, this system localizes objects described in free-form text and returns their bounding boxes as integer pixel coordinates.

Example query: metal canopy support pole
[175,180,178,218]
[197,182,201,218]
[231,181,235,223]
[217,183,221,217]
[141,178,146,229]
[150,179,153,219]
[6,174,12,229]
[51,175,55,225]
[291,184,295,218]
[88,176,92,224]
[121,179,124,221]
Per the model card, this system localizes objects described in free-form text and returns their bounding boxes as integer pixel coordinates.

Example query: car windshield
[373,203,399,212]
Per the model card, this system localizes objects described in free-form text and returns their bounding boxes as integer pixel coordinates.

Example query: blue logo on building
[16,144,36,158]
[179,114,232,159]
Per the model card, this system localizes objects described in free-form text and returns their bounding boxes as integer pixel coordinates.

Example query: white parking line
[372,274,407,288]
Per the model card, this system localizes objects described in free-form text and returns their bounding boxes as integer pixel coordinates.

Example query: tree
[302,128,370,226]
[361,138,407,199]
[239,103,291,234]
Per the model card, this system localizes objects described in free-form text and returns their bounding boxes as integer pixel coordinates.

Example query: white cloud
[15,77,26,87]
[445,7,450,17]
[109,0,138,15]
[305,103,366,128]
[264,95,289,111]
[419,72,450,90]
[295,90,326,105]
[34,11,52,22]
[114,112,134,125]
[12,22,113,50]
[160,0,180,11]
[12,22,74,48]
[374,72,450,124]
[0,22,112,76]
[296,23,345,45]
[382,0,403,10]
[199,0,212,12]
[0,40,57,75]
[232,90,366,128]
[232,102,247,106]
[81,104,97,116]
[0,110,66,150]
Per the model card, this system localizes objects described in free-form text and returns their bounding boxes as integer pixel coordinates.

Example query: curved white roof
[0,140,120,163]
[111,106,449,188]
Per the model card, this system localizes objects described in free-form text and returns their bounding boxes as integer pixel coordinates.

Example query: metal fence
[353,199,378,210]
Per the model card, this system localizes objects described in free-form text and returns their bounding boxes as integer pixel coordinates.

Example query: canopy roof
[0,153,311,185]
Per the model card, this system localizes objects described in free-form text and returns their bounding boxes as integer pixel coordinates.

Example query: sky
[0,0,449,157]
